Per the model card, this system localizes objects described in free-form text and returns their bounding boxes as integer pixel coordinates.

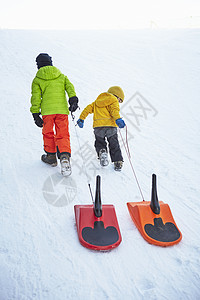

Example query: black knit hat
[36,53,53,69]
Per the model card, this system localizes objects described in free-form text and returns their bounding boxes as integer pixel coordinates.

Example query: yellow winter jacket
[79,92,121,128]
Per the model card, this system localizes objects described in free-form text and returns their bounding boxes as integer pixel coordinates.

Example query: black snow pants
[94,127,123,162]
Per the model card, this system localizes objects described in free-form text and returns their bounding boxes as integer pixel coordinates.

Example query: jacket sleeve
[65,76,76,98]
[107,100,121,120]
[80,102,94,120]
[30,78,42,114]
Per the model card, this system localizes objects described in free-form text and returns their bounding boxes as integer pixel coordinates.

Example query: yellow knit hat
[107,86,124,102]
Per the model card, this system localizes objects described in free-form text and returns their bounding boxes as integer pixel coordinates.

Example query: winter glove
[32,113,43,128]
[115,118,125,128]
[77,119,84,128]
[69,96,79,112]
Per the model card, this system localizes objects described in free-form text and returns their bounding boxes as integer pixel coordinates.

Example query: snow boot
[99,149,109,167]
[41,153,57,166]
[60,153,71,176]
[114,161,123,171]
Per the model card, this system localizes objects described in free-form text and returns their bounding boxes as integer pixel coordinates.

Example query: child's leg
[54,114,71,156]
[107,133,123,162]
[94,135,107,157]
[42,115,57,153]
[94,128,107,157]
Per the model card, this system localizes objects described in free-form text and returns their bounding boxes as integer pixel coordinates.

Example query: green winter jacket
[30,66,76,115]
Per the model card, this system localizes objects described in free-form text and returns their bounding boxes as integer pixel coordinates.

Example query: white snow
[0,29,200,300]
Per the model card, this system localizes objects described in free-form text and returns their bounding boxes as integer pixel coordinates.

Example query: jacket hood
[95,92,118,108]
[36,66,61,80]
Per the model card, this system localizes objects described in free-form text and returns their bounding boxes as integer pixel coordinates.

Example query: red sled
[127,174,182,247]
[74,176,122,251]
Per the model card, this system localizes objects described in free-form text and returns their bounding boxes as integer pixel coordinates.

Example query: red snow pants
[42,114,71,155]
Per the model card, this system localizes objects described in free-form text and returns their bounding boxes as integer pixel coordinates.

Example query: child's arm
[80,102,94,120]
[65,76,76,98]
[108,101,125,128]
[30,79,42,113]
[107,100,121,121]
[65,76,79,112]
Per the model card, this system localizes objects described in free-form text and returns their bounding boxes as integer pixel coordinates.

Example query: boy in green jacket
[30,53,78,176]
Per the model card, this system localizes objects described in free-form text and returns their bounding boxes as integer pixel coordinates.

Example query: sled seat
[74,204,122,250]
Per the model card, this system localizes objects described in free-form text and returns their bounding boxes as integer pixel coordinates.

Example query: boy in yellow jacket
[77,86,125,171]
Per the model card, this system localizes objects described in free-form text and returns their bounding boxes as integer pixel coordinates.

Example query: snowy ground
[0,29,200,300]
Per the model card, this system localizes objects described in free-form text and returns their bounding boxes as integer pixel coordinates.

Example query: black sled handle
[94,175,102,218]
[150,174,160,214]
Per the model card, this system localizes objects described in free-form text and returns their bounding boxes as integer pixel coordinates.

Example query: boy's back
[30,66,76,116]
[80,92,121,128]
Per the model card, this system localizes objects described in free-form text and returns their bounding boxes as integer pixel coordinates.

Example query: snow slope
[0,29,200,300]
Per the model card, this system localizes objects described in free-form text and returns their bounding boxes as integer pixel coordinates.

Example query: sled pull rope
[119,126,145,202]
[71,113,94,203]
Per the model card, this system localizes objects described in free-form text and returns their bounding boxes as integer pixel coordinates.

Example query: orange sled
[127,174,182,247]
